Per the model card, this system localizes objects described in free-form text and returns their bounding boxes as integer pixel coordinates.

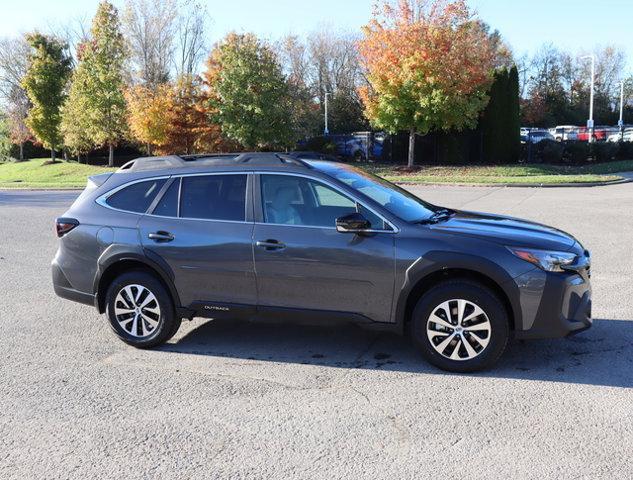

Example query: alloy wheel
[426,299,492,361]
[114,284,161,338]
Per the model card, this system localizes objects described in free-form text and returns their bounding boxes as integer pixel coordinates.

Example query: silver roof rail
[117,155,187,172]
[115,152,311,173]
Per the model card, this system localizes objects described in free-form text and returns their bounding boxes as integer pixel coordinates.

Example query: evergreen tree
[481,67,520,164]
[507,65,521,162]
[22,33,72,161]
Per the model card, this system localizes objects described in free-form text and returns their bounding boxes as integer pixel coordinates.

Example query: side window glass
[106,178,166,213]
[180,174,246,221]
[152,179,180,217]
[313,184,355,208]
[261,175,387,229]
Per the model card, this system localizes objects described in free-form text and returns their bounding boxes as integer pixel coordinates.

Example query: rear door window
[105,178,166,213]
[180,174,247,221]
[152,178,180,217]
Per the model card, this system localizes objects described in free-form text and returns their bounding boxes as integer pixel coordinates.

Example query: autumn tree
[78,1,128,166]
[22,33,72,161]
[359,0,495,166]
[7,90,31,160]
[126,82,172,154]
[163,75,207,154]
[204,33,293,150]
[0,37,32,159]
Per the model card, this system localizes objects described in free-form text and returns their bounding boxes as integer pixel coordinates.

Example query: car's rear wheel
[105,270,181,348]
[410,280,509,372]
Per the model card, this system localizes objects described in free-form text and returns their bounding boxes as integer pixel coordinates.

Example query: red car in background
[576,127,610,142]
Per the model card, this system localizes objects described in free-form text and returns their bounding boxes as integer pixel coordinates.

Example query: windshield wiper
[418,208,454,224]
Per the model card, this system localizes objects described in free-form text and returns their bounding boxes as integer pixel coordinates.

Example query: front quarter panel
[392,225,537,329]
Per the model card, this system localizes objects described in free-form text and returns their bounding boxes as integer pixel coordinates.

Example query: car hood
[429,210,577,251]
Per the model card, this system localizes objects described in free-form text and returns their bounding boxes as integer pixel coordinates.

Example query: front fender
[392,250,524,332]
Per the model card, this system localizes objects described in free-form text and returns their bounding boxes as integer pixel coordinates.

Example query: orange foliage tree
[359,0,496,166]
[126,75,233,155]
[126,83,172,154]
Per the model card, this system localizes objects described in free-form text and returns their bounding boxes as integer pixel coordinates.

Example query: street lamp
[324,91,331,136]
[581,55,595,143]
[618,81,625,140]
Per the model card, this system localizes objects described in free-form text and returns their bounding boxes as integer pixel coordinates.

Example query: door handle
[256,239,286,250]
[148,231,174,242]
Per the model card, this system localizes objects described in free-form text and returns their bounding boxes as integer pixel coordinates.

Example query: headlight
[508,247,577,272]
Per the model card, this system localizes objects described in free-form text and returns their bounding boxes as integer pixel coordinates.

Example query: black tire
[353,150,365,162]
[409,280,509,372]
[105,270,181,348]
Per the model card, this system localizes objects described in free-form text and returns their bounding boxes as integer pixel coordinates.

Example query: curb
[396,177,633,189]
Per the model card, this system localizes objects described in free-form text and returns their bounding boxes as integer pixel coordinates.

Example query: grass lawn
[1,157,632,189]
[359,160,633,185]
[0,158,113,189]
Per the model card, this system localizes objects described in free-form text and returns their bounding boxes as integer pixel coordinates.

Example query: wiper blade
[418,208,454,224]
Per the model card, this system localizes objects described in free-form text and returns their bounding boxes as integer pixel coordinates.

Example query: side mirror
[336,212,371,233]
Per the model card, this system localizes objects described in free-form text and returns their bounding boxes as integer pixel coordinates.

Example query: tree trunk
[63,149,68,161]
[51,149,56,162]
[19,142,24,161]
[408,128,415,167]
[108,143,114,167]
[146,143,151,155]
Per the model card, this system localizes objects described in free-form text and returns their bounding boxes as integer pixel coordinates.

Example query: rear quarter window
[105,178,166,213]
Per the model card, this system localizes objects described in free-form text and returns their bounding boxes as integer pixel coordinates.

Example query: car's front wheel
[105,270,181,348]
[410,280,509,372]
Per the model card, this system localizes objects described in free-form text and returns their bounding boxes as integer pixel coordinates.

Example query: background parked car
[525,130,555,144]
[607,128,633,142]
[552,125,578,141]
[576,127,609,142]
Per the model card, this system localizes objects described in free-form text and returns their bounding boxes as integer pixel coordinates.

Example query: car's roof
[117,152,314,173]
[106,153,364,184]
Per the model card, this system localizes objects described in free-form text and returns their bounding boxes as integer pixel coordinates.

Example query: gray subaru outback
[52,153,592,372]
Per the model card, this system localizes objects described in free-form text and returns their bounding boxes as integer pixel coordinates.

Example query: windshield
[309,161,440,222]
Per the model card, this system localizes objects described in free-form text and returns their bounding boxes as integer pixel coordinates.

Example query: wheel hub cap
[426,299,492,361]
[114,284,161,338]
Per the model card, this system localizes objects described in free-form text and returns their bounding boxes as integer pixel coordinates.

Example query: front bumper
[513,269,592,340]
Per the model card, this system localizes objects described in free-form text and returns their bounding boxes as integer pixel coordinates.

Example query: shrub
[539,139,564,163]
[590,142,618,163]
[437,133,469,164]
[616,141,633,160]
[563,141,590,163]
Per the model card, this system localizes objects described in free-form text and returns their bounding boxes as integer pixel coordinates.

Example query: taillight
[56,218,79,237]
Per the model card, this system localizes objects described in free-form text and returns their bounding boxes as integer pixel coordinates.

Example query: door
[253,173,396,323]
[138,173,257,311]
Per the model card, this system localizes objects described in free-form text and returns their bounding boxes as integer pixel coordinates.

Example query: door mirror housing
[336,212,371,233]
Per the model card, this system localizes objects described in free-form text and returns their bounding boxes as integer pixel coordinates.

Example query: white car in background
[607,128,633,142]
[553,125,578,141]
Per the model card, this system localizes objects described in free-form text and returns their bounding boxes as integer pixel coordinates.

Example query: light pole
[324,92,331,136]
[618,81,625,140]
[581,55,595,143]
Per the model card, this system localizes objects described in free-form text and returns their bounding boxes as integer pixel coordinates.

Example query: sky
[0,0,631,67]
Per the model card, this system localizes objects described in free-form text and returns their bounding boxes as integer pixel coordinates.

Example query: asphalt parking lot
[1,184,632,479]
